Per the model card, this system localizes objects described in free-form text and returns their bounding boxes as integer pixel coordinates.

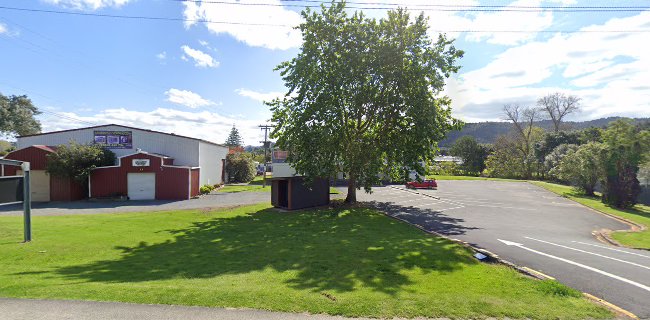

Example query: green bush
[430,161,462,176]
[226,153,256,183]
[199,184,215,195]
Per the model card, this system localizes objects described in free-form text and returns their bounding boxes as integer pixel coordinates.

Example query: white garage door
[16,170,50,202]
[127,173,156,200]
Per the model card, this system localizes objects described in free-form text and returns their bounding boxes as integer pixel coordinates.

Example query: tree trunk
[345,176,357,203]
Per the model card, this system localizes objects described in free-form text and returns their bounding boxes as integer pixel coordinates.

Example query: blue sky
[1,0,649,144]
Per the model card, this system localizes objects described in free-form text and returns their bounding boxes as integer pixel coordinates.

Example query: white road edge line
[525,237,650,271]
[572,241,650,259]
[498,239,650,293]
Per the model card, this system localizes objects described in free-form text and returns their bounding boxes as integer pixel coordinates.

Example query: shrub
[199,184,215,195]
[225,153,256,183]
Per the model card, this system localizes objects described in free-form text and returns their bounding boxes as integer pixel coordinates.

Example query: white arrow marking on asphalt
[572,241,650,259]
[525,237,650,271]
[497,239,650,293]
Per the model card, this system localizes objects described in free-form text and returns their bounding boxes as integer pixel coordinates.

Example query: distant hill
[439,117,650,147]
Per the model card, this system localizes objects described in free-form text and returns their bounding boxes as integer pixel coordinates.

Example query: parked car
[405,179,437,189]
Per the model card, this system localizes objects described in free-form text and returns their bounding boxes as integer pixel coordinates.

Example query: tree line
[448,93,650,209]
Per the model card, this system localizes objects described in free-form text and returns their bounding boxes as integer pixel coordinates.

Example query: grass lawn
[427,174,524,182]
[531,181,650,249]
[0,204,609,319]
[219,176,340,194]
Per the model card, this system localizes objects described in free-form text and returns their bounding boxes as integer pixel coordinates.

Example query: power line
[169,0,650,12]
[1,5,650,33]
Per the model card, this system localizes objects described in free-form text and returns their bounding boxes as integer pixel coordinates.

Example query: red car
[405,179,437,189]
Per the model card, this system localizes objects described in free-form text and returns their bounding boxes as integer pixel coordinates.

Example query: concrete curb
[378,186,640,319]
[527,182,650,252]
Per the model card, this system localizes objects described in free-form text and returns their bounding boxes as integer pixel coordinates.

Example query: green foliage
[268,3,463,202]
[534,131,580,165]
[600,119,648,208]
[0,93,41,136]
[578,127,603,144]
[554,142,604,196]
[199,184,216,195]
[544,144,578,180]
[640,160,650,186]
[449,136,488,175]
[0,140,15,156]
[224,125,243,147]
[225,153,256,183]
[46,142,116,185]
[484,129,544,179]
[430,161,462,176]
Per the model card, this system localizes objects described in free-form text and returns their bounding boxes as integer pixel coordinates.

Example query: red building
[90,151,200,200]
[1,145,84,202]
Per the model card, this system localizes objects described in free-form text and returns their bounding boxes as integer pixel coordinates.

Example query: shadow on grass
[40,207,476,295]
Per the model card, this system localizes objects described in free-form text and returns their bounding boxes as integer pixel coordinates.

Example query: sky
[1,0,649,145]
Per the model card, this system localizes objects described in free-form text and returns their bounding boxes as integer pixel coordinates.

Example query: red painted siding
[190,168,200,198]
[50,176,85,201]
[90,152,191,200]
[3,146,84,201]
[4,146,52,171]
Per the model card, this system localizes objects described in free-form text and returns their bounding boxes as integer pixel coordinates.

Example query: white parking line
[526,237,650,271]
[499,239,650,293]
[572,241,650,259]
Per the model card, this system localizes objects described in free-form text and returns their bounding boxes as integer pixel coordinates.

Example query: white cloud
[37,107,265,146]
[165,88,215,109]
[0,23,7,34]
[180,45,219,68]
[447,11,650,121]
[183,0,302,50]
[236,88,285,103]
[42,0,131,10]
[156,51,167,60]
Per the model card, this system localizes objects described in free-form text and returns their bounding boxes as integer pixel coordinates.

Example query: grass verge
[427,174,524,182]
[0,204,609,319]
[531,181,650,249]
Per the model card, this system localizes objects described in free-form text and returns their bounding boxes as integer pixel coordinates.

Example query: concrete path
[0,192,270,216]
[0,298,374,320]
[356,181,650,319]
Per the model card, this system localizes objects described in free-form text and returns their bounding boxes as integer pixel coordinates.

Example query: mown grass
[531,181,650,249]
[0,204,609,319]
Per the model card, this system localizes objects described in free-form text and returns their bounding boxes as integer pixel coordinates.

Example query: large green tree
[449,136,488,176]
[224,125,243,147]
[554,142,604,196]
[0,93,41,136]
[600,119,649,208]
[268,3,463,202]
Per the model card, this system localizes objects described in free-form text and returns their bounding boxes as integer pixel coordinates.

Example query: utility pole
[259,124,275,187]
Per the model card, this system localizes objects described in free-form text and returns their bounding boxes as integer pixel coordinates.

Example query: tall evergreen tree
[225,125,243,147]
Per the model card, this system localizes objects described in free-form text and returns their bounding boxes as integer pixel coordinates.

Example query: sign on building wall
[132,159,150,167]
[94,131,133,149]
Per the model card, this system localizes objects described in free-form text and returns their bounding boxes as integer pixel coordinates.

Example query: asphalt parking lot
[357,180,650,319]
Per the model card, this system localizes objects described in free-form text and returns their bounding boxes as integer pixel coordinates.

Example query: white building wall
[198,141,228,185]
[17,125,201,167]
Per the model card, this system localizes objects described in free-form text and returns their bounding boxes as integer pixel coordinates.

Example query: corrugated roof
[18,124,226,148]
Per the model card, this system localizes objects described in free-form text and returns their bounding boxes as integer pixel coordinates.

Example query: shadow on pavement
[366,201,481,236]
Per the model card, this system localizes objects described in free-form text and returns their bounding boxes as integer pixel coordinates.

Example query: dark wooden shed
[271,177,330,210]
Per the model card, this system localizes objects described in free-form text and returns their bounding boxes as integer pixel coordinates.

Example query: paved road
[0,192,270,216]
[0,298,374,320]
[357,181,650,319]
